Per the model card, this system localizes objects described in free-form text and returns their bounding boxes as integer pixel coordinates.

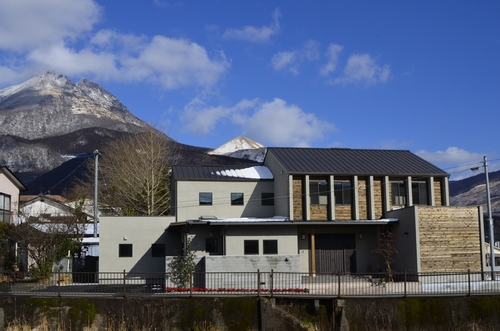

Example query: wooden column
[311,229,316,275]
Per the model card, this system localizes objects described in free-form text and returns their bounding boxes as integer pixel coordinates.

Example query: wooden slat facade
[418,206,481,272]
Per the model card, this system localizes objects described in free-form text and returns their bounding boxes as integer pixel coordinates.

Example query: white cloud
[332,54,391,86]
[416,147,483,165]
[222,9,281,43]
[181,97,334,147]
[271,40,320,75]
[0,0,229,90]
[0,0,101,52]
[320,44,343,76]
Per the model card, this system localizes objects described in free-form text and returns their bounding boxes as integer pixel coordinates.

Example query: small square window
[205,238,218,253]
[151,243,165,257]
[244,240,259,255]
[263,240,278,255]
[199,192,213,205]
[261,193,274,206]
[231,193,244,206]
[119,244,133,257]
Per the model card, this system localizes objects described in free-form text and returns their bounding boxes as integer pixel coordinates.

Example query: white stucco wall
[0,173,21,222]
[175,180,275,221]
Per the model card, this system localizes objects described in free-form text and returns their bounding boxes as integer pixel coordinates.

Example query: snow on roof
[203,216,288,223]
[212,166,273,179]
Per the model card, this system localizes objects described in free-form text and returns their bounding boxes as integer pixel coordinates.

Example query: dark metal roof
[266,148,449,177]
[172,165,272,180]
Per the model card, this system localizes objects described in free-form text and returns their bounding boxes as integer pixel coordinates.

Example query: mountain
[209,136,267,162]
[0,71,151,183]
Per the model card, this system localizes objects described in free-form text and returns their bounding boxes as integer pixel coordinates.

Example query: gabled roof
[265,148,449,177]
[172,165,273,180]
[0,166,27,190]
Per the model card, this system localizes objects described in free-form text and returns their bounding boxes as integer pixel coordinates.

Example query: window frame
[334,181,352,205]
[244,240,259,255]
[391,182,406,206]
[0,193,11,223]
[310,181,329,205]
[205,237,218,254]
[263,240,278,255]
[199,192,213,206]
[151,243,165,258]
[261,193,274,206]
[231,192,244,206]
[119,244,133,257]
[412,182,429,205]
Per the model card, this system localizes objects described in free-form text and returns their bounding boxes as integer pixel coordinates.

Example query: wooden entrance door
[315,234,356,273]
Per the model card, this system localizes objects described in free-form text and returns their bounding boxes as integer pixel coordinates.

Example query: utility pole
[484,156,496,280]
[93,150,100,238]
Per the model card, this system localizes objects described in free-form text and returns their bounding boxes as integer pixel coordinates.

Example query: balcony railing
[1,270,500,298]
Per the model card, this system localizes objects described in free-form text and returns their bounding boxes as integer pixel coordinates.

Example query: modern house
[99,147,485,282]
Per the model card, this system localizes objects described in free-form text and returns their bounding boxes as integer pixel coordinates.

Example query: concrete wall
[263,152,291,218]
[99,216,177,277]
[387,207,420,273]
[175,180,275,221]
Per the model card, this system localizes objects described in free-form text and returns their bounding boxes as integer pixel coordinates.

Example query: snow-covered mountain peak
[209,136,267,162]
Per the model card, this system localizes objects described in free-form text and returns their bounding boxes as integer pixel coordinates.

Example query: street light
[473,156,495,280]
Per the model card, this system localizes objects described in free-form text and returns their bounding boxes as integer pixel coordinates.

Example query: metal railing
[1,270,500,298]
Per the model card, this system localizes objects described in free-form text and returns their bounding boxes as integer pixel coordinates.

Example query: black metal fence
[1,270,500,298]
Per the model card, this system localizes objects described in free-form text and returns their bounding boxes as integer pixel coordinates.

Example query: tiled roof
[172,165,273,180]
[266,148,449,176]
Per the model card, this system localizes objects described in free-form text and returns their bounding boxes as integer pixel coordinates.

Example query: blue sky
[0,0,499,179]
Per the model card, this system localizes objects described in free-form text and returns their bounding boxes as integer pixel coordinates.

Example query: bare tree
[373,229,397,282]
[97,126,179,216]
[8,200,87,278]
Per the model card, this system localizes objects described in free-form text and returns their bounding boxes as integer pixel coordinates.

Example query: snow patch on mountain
[209,136,267,162]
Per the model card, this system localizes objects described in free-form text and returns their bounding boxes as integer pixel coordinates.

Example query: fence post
[189,271,193,298]
[468,269,471,296]
[257,269,261,297]
[122,270,126,298]
[270,269,274,298]
[404,270,407,298]
[57,270,61,298]
[337,271,341,297]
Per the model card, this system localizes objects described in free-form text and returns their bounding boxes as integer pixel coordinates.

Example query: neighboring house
[0,167,26,224]
[17,195,97,273]
[0,167,26,272]
[99,147,485,282]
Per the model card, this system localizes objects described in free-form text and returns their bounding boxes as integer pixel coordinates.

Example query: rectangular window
[334,181,352,205]
[310,181,329,205]
[391,182,406,205]
[0,194,11,223]
[205,238,218,253]
[231,193,244,205]
[263,240,278,255]
[244,240,259,255]
[119,244,133,257]
[412,182,429,205]
[199,192,213,205]
[151,243,165,257]
[261,193,274,206]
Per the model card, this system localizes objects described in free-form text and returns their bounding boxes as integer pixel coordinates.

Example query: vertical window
[412,182,429,205]
[151,244,165,257]
[334,181,352,205]
[263,240,278,255]
[205,238,218,253]
[261,193,274,206]
[0,194,11,223]
[310,181,329,205]
[199,192,213,205]
[391,182,406,205]
[231,193,244,206]
[119,244,133,257]
[244,240,259,255]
